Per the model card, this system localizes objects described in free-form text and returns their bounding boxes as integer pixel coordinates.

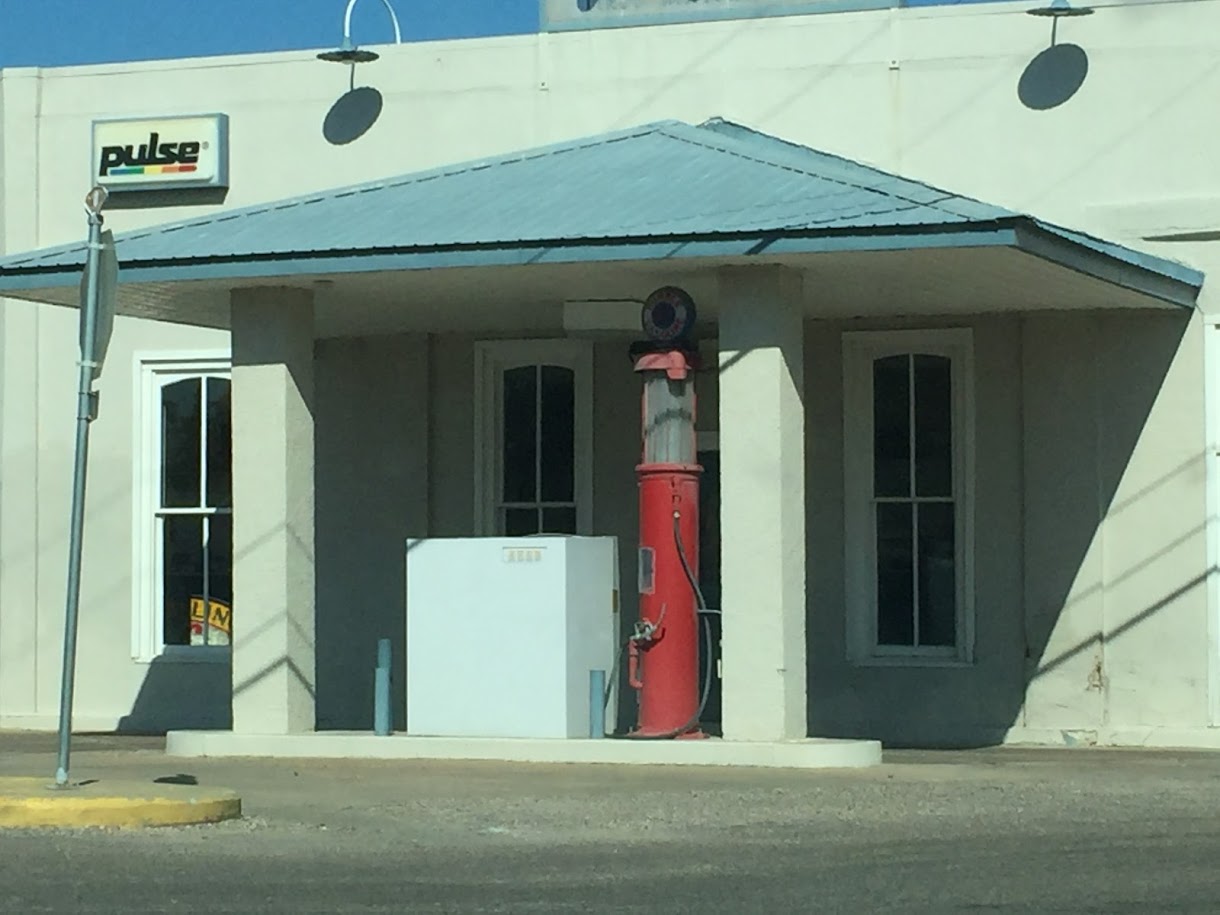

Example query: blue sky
[0,0,540,68]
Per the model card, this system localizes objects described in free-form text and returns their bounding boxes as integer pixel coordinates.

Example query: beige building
[1,0,1219,750]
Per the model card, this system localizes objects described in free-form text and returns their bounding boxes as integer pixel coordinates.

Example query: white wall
[2,0,1218,737]
[8,1,1219,264]
[1020,310,1209,742]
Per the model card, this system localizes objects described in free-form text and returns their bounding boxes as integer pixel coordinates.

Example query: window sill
[138,646,232,665]
[849,654,973,669]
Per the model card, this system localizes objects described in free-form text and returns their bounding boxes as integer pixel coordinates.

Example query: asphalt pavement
[2,733,1220,913]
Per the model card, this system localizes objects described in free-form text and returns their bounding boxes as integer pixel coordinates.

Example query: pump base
[625,726,709,741]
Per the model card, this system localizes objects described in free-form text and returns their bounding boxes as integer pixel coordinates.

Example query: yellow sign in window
[189,597,232,646]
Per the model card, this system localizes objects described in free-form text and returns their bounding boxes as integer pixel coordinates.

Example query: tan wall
[805,309,1203,746]
[1,304,1204,739]
[806,314,1026,745]
[314,333,429,730]
[424,335,644,730]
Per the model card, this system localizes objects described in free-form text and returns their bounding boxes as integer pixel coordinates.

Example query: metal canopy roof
[0,118,1203,310]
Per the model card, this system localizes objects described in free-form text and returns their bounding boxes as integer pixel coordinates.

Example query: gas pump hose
[605,512,715,740]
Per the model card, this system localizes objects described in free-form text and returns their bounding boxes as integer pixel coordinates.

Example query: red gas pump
[626,287,707,739]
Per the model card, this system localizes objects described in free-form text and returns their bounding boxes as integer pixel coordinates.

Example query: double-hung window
[133,354,232,660]
[843,330,974,664]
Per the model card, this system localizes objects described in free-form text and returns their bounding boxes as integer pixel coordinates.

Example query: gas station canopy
[0,118,1202,328]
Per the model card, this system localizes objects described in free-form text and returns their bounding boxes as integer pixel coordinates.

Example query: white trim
[842,328,976,666]
[473,340,594,537]
[1204,315,1220,726]
[130,349,231,662]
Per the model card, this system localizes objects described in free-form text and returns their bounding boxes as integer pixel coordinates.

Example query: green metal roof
[0,118,1203,308]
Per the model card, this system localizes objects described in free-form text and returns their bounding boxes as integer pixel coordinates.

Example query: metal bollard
[589,669,606,739]
[374,638,392,736]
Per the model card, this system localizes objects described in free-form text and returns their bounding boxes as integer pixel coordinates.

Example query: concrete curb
[168,731,882,769]
[0,778,241,829]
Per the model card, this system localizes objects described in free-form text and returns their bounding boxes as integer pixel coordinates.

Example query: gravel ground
[2,734,1220,912]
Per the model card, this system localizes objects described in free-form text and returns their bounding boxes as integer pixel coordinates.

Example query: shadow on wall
[806,311,1195,749]
[313,335,426,731]
[116,655,232,735]
[105,188,230,210]
[1019,44,1089,111]
[1013,313,1200,731]
[323,87,384,146]
[1018,13,1091,111]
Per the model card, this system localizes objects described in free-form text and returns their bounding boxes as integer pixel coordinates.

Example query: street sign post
[78,228,117,379]
[54,186,114,788]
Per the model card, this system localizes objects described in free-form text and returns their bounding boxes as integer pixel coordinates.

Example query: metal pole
[53,206,103,788]
[589,669,606,739]
[374,638,392,736]
[343,0,403,44]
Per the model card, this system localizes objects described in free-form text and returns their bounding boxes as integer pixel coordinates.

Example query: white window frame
[131,349,232,663]
[473,340,594,537]
[842,328,975,666]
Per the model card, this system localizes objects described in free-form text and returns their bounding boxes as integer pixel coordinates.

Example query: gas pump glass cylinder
[642,374,695,466]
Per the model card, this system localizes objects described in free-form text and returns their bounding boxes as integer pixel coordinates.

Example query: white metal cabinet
[405,536,619,738]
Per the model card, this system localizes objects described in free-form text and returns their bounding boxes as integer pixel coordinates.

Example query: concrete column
[717,266,807,741]
[230,287,316,734]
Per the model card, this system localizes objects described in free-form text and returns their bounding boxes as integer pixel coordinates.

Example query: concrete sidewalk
[0,734,242,829]
[166,729,882,769]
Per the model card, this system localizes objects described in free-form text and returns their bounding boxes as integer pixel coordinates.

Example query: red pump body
[628,349,705,739]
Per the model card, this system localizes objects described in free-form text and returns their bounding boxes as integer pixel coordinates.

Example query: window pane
[162,515,203,646]
[876,502,914,646]
[914,355,953,498]
[540,366,575,502]
[873,356,910,498]
[161,378,201,508]
[504,507,539,536]
[502,367,537,504]
[918,503,957,647]
[541,506,577,534]
[206,378,232,508]
[205,514,234,645]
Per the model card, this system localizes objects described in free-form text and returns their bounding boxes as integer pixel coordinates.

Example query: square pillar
[717,266,807,741]
[230,287,316,734]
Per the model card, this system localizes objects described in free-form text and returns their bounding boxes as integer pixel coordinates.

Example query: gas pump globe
[627,287,707,739]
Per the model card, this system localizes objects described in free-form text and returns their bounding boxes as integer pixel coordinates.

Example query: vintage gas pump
[627,287,707,739]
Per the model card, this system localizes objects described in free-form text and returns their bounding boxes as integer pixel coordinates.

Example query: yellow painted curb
[0,777,241,829]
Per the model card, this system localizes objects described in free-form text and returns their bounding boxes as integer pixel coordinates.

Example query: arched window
[844,330,974,663]
[475,341,593,537]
